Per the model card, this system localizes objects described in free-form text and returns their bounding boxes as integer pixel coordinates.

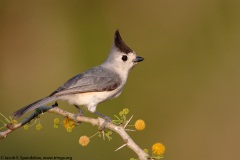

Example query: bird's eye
[122,55,128,61]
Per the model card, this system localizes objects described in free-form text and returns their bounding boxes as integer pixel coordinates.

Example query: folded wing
[50,66,121,97]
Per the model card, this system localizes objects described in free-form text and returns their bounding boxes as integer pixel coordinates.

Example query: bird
[12,30,144,122]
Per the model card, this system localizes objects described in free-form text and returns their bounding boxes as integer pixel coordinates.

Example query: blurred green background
[1,0,240,159]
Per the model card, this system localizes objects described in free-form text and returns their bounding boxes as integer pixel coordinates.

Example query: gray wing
[49,66,121,97]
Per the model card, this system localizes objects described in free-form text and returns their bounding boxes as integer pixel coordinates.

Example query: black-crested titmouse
[13,30,144,120]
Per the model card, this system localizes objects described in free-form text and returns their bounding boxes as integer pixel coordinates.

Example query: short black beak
[134,56,144,62]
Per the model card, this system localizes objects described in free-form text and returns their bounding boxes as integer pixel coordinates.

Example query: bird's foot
[94,111,112,130]
[73,105,84,126]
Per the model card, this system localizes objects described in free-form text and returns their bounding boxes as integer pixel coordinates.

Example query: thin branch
[0,107,148,160]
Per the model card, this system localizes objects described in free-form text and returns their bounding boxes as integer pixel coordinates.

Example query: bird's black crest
[114,30,133,54]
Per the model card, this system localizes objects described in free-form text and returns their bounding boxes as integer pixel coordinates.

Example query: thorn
[115,143,127,152]
[124,115,134,129]
[125,129,136,132]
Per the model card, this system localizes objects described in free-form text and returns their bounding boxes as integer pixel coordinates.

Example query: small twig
[89,131,99,139]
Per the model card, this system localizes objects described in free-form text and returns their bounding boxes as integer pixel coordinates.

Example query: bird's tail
[12,96,57,119]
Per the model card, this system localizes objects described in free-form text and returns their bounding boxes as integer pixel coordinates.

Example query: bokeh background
[1,0,240,159]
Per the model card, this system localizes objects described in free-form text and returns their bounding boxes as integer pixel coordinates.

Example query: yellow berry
[54,124,59,128]
[134,119,146,131]
[79,135,90,146]
[123,108,129,114]
[119,111,124,116]
[54,118,60,124]
[152,143,165,156]
[12,120,18,124]
[66,127,72,133]
[36,124,42,130]
[63,118,76,130]
[23,125,29,130]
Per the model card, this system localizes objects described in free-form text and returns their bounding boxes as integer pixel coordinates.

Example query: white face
[113,51,139,72]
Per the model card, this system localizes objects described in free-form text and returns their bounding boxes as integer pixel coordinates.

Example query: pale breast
[61,87,122,112]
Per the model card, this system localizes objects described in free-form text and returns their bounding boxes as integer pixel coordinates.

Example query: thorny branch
[0,106,148,160]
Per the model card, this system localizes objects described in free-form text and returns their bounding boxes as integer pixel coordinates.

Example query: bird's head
[104,30,144,75]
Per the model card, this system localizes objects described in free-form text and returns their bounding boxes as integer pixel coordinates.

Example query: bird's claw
[73,113,83,126]
[73,105,83,126]
[100,116,112,130]
[94,111,112,130]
